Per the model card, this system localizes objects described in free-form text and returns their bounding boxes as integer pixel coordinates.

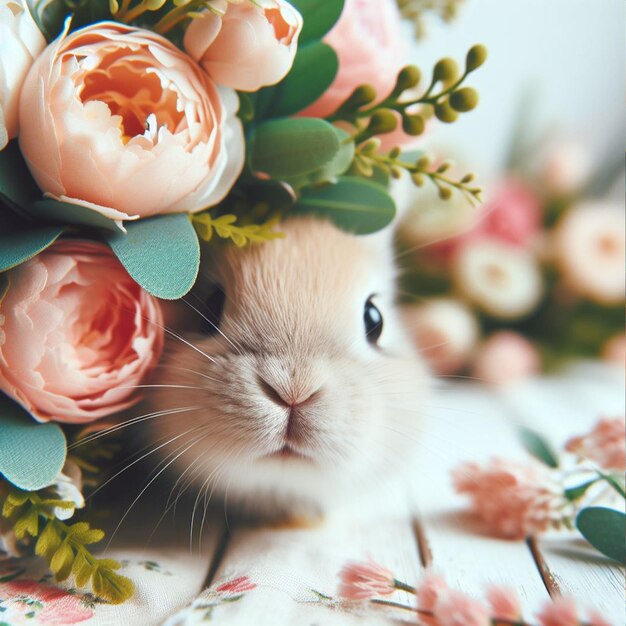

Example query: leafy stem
[192,213,284,247]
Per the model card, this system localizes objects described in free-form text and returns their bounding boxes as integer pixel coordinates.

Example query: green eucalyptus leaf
[564,479,598,502]
[264,42,338,117]
[0,394,67,491]
[290,0,344,42]
[0,211,64,272]
[519,427,559,468]
[576,507,626,563]
[293,176,396,234]
[105,213,200,300]
[0,140,40,212]
[249,118,340,179]
[28,199,123,232]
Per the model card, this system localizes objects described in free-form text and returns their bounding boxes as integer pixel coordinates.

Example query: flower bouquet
[0,0,486,604]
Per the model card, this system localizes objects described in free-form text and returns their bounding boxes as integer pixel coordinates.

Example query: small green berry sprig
[396,0,465,39]
[328,44,487,142]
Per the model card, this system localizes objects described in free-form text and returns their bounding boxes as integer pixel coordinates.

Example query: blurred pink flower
[453,458,567,539]
[0,580,93,624]
[587,609,613,626]
[553,202,625,305]
[215,575,256,596]
[486,586,522,621]
[417,572,448,624]
[434,589,491,626]
[471,331,541,386]
[537,597,580,626]
[602,335,626,370]
[299,0,407,119]
[565,417,625,472]
[402,299,479,375]
[337,560,395,600]
[542,140,591,196]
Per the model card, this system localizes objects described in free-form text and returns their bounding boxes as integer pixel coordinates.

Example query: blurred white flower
[542,140,591,195]
[402,298,479,375]
[0,0,45,148]
[471,331,541,386]
[553,202,625,305]
[453,239,543,319]
[51,459,84,520]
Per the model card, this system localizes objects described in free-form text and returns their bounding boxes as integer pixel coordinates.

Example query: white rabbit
[146,217,430,519]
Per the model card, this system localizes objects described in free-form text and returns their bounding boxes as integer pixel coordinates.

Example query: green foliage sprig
[192,213,284,247]
[1,484,134,604]
[396,0,464,39]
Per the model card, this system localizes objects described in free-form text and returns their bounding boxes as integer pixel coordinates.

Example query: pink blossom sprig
[336,562,612,626]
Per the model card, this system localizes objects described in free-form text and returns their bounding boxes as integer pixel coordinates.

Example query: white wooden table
[56,363,625,625]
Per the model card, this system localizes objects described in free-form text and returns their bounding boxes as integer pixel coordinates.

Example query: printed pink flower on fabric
[0,240,163,423]
[338,560,396,600]
[215,576,256,596]
[299,0,408,119]
[565,418,626,472]
[453,459,567,539]
[486,586,522,621]
[537,597,580,626]
[19,22,244,221]
[0,580,93,624]
[434,589,491,626]
[184,0,302,92]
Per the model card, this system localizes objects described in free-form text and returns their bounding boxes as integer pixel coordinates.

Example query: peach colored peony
[19,22,244,222]
[602,334,626,370]
[434,590,491,626]
[486,586,522,621]
[471,331,541,387]
[536,597,580,626]
[299,0,408,118]
[184,0,302,92]
[453,458,568,539]
[0,240,163,423]
[552,202,625,305]
[337,560,395,600]
[402,299,479,375]
[565,417,625,472]
[0,0,45,148]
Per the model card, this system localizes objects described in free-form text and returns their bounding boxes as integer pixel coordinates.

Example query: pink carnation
[486,586,522,620]
[434,589,491,626]
[565,418,626,472]
[417,572,448,625]
[537,597,580,626]
[453,459,566,539]
[0,240,163,423]
[338,560,395,600]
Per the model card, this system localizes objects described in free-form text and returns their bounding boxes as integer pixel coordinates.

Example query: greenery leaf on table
[576,507,626,564]
[28,199,123,232]
[289,0,344,43]
[292,176,396,234]
[518,426,559,468]
[258,41,339,118]
[249,118,341,179]
[0,394,67,491]
[105,213,200,300]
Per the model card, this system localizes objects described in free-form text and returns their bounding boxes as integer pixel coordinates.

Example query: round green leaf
[29,199,123,232]
[290,0,345,43]
[105,213,200,300]
[293,176,396,234]
[249,118,340,179]
[267,42,338,117]
[576,507,626,563]
[0,394,67,490]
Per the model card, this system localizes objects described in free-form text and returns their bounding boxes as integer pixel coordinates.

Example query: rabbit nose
[256,375,320,408]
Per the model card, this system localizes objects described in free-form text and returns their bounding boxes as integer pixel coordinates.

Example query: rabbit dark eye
[201,285,226,335]
[364,297,383,344]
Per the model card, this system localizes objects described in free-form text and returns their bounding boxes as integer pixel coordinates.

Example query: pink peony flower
[0,0,46,148]
[19,22,244,221]
[184,0,302,92]
[565,418,626,472]
[471,331,541,387]
[537,597,580,626]
[486,586,522,621]
[552,202,625,305]
[337,559,396,600]
[299,0,408,119]
[0,240,163,423]
[602,334,626,370]
[0,580,93,624]
[402,299,479,375]
[215,575,256,596]
[453,458,567,539]
[434,589,491,626]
